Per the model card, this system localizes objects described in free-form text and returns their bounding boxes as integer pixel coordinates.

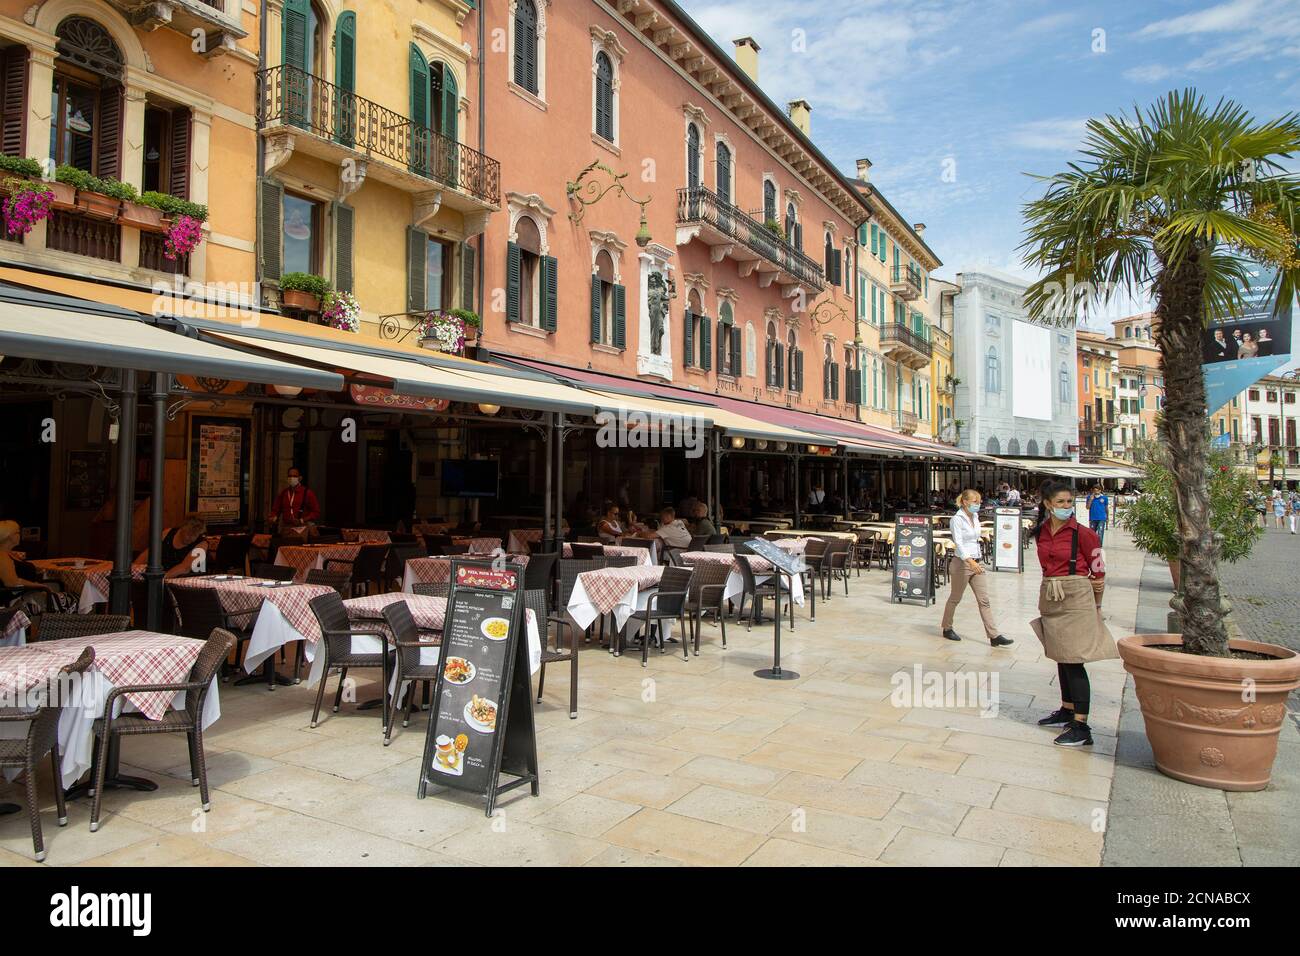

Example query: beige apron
[1031,575,1117,664]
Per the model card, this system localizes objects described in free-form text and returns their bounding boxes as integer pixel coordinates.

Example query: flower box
[76,189,121,221]
[282,289,321,312]
[119,200,167,233]
[47,180,78,212]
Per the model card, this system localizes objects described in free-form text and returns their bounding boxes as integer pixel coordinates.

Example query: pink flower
[3,186,54,237]
[163,215,204,260]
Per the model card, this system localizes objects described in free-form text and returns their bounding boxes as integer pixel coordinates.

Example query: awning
[0,286,342,390]
[992,456,1144,480]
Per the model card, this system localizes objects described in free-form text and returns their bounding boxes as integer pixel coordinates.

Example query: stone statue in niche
[647,272,668,355]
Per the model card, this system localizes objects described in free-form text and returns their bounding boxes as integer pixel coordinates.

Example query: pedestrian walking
[1031,481,1117,747]
[939,489,1014,647]
[1288,491,1299,535]
[1085,485,1109,546]
[1272,487,1286,529]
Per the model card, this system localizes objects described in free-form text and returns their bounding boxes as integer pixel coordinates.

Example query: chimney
[913,223,926,236]
[732,36,760,82]
[787,99,811,136]
[856,158,872,182]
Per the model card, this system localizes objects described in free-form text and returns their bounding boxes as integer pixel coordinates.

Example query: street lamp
[566,160,653,247]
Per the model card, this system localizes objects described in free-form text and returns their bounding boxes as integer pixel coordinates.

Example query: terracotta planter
[1168,558,1181,591]
[119,200,166,232]
[281,289,321,312]
[75,189,122,221]
[1118,634,1300,791]
[47,180,78,212]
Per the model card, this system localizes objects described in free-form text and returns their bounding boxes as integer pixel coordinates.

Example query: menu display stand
[993,508,1025,572]
[891,515,934,606]
[417,559,538,816]
[745,538,806,681]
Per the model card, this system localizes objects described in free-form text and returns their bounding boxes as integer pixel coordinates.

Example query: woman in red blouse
[1031,481,1117,747]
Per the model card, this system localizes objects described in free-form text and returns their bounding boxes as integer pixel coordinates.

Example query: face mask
[966,503,981,514]
[288,477,300,487]
[1051,507,1073,520]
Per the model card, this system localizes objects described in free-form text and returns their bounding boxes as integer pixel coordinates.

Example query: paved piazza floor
[0,535,1143,867]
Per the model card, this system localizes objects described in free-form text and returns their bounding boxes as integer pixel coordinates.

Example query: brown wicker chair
[88,628,234,833]
[820,538,853,599]
[569,541,604,558]
[411,581,449,598]
[683,559,731,654]
[251,562,296,581]
[526,587,578,718]
[307,592,392,730]
[32,613,130,643]
[305,568,352,598]
[326,544,390,596]
[379,600,440,745]
[167,584,259,684]
[0,646,95,860]
[556,558,606,645]
[624,566,692,665]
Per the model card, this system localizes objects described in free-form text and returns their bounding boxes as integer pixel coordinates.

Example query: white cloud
[1136,0,1266,38]
[1123,63,1178,82]
[1008,118,1089,152]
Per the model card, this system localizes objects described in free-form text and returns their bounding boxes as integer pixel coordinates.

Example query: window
[282,192,322,275]
[50,18,125,178]
[987,437,1001,455]
[686,123,700,188]
[506,214,556,331]
[424,236,452,311]
[763,179,776,224]
[822,342,834,401]
[716,140,732,206]
[683,288,704,368]
[787,330,802,392]
[716,301,739,375]
[823,231,841,285]
[1007,438,1021,456]
[985,347,1001,394]
[142,102,193,197]
[765,322,782,388]
[513,0,539,95]
[1266,390,1278,403]
[1249,389,1261,402]
[590,249,625,347]
[784,200,802,250]
[594,52,614,142]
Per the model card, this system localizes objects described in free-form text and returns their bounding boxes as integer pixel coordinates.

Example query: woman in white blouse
[940,489,1014,647]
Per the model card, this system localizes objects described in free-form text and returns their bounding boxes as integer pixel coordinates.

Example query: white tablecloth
[566,574,670,641]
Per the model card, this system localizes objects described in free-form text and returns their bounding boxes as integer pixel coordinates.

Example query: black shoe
[942,628,961,642]
[989,635,1014,647]
[1053,721,1094,747]
[1037,707,1074,727]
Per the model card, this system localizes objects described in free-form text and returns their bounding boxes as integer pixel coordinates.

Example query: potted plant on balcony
[451,308,481,346]
[416,311,466,354]
[119,197,166,233]
[280,272,330,313]
[1022,89,1300,790]
[1,175,55,238]
[321,290,360,332]
[56,166,131,220]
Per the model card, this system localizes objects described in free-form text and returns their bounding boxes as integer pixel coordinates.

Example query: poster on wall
[1203,262,1296,415]
[64,450,109,511]
[188,416,250,526]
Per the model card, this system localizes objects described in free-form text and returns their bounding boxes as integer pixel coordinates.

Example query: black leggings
[1057,662,1091,716]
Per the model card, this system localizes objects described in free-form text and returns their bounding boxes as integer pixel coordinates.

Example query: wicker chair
[32,613,130,643]
[307,592,392,730]
[704,543,734,553]
[799,538,829,602]
[820,538,853,599]
[604,554,638,568]
[88,628,234,833]
[326,544,390,596]
[555,558,605,645]
[384,543,427,591]
[526,587,579,718]
[379,600,440,745]
[569,541,604,558]
[0,646,94,860]
[735,557,796,631]
[412,581,449,598]
[251,562,296,581]
[210,534,252,574]
[625,566,692,666]
[522,552,558,594]
[305,568,352,598]
[683,559,731,654]
[663,549,685,567]
[167,585,258,684]
[687,534,710,551]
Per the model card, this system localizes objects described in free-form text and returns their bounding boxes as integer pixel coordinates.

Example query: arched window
[513,0,539,95]
[686,123,700,188]
[985,346,1001,394]
[594,51,614,142]
[718,301,736,374]
[1026,439,1039,456]
[51,17,124,177]
[716,140,732,205]
[765,321,780,387]
[1045,440,1055,458]
[763,179,776,224]
[987,437,1001,455]
[785,200,801,249]
[787,329,801,392]
[1007,438,1021,456]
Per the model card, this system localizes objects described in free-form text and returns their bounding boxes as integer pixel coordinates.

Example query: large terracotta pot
[75,189,121,221]
[1118,634,1300,791]
[281,289,321,312]
[1168,558,1181,591]
[47,180,78,212]
[119,200,166,232]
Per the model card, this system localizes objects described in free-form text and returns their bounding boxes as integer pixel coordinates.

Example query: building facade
[1110,313,1164,459]
[951,270,1077,460]
[1075,328,1118,461]
[930,276,958,443]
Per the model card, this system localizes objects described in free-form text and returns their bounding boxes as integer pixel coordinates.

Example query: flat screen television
[441,459,499,499]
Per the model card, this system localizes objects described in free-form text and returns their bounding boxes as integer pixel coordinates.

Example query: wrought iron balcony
[891,262,923,300]
[676,186,825,294]
[879,321,932,369]
[256,65,500,210]
[895,409,919,434]
[106,1,247,45]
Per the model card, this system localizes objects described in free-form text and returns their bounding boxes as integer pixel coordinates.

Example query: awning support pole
[792,454,801,529]
[554,413,565,552]
[842,453,849,519]
[144,372,169,630]
[109,370,138,616]
[543,412,554,552]
[705,430,715,522]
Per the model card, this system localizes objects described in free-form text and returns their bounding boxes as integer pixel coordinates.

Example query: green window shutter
[409,45,430,175]
[716,323,727,371]
[699,315,712,371]
[334,12,356,146]
[333,201,354,293]
[732,326,741,374]
[831,362,840,401]
[683,310,694,367]
[257,177,283,285]
[438,65,459,188]
[406,225,426,311]
[505,242,521,323]
[612,283,626,349]
[283,0,308,70]
[460,241,476,312]
[774,342,783,387]
[542,256,558,331]
[589,276,603,343]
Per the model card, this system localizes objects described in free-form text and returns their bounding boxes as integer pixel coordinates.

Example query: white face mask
[288,476,300,487]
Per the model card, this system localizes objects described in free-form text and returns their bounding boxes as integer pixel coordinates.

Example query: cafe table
[274,542,364,583]
[0,630,219,789]
[679,551,807,608]
[566,564,666,649]
[31,559,148,612]
[454,536,505,555]
[342,529,391,544]
[558,542,655,566]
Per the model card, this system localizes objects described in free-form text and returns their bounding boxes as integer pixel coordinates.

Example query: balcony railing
[257,65,500,207]
[676,186,825,292]
[891,262,923,300]
[895,410,919,434]
[879,322,932,361]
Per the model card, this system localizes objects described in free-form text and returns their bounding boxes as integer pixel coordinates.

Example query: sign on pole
[891,515,934,606]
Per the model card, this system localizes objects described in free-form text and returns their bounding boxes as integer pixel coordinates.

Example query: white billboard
[1012,321,1052,421]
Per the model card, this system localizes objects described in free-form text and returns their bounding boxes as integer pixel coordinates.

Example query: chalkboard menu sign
[892,514,934,606]
[417,559,538,815]
[993,508,1024,572]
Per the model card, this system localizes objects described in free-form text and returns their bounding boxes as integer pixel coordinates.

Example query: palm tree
[1020,90,1300,656]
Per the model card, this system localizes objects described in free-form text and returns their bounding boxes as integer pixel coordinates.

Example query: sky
[685,0,1300,330]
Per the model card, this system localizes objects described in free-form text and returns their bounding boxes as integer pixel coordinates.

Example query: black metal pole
[543,412,554,551]
[792,454,801,528]
[554,414,565,551]
[109,370,138,616]
[144,372,169,629]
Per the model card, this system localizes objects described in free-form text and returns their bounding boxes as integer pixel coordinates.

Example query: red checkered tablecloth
[167,577,335,644]
[344,593,446,635]
[31,558,113,596]
[773,538,815,553]
[2,610,31,643]
[507,529,543,553]
[275,543,363,583]
[456,537,503,555]
[0,630,205,720]
[342,529,391,544]
[681,551,777,574]
[573,564,664,616]
[404,556,453,589]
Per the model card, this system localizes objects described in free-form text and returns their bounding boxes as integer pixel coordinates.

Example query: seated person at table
[270,467,321,531]
[134,514,208,578]
[596,501,625,543]
[0,520,53,595]
[647,507,691,549]
[691,502,718,539]
[806,482,827,513]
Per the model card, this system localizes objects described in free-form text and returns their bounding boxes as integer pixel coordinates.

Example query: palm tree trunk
[1154,249,1229,656]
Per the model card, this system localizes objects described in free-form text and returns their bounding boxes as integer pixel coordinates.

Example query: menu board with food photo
[993,508,1024,572]
[418,560,538,814]
[892,514,934,606]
